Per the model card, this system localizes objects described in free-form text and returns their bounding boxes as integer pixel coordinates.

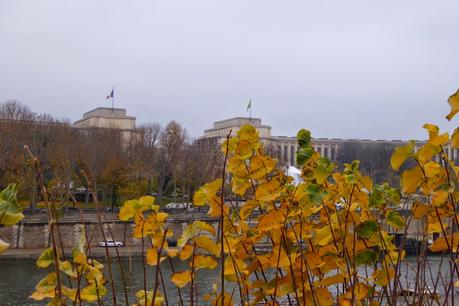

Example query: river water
[0,256,457,305]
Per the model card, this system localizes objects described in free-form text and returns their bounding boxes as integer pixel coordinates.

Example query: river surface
[0,256,457,305]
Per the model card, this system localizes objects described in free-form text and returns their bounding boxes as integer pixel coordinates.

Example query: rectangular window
[290,145,295,166]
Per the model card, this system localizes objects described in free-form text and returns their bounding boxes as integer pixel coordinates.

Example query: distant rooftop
[82,107,128,119]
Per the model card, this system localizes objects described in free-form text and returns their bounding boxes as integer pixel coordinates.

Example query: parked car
[99,240,123,247]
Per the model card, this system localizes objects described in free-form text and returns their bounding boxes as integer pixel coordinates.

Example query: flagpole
[250,98,252,121]
[112,87,114,112]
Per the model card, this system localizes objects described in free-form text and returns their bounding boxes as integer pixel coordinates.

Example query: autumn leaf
[401,166,424,194]
[386,210,405,229]
[429,233,459,252]
[171,270,192,288]
[179,244,194,260]
[446,89,459,121]
[193,255,218,270]
[146,248,159,265]
[390,142,414,170]
[80,284,107,302]
[0,238,9,254]
[194,236,221,257]
[36,248,56,268]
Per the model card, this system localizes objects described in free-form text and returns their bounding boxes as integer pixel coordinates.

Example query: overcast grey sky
[1,1,459,140]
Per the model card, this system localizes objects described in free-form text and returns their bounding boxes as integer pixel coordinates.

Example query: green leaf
[0,184,24,226]
[306,184,328,204]
[356,220,379,238]
[296,147,314,166]
[386,210,405,229]
[297,129,312,148]
[355,249,378,266]
[36,248,57,268]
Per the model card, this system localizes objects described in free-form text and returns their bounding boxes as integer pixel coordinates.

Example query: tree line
[0,100,222,210]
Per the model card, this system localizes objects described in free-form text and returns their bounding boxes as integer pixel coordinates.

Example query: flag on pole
[246,98,252,111]
[106,88,114,100]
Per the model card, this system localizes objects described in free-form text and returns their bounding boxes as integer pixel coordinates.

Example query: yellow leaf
[412,202,429,219]
[319,274,345,287]
[315,288,333,306]
[315,226,333,246]
[139,195,155,205]
[424,161,441,178]
[146,248,159,265]
[249,155,276,180]
[390,142,414,170]
[34,273,56,295]
[29,290,55,301]
[167,248,179,257]
[429,233,459,252]
[179,244,194,260]
[255,178,283,202]
[373,267,395,286]
[446,89,459,121]
[430,132,449,146]
[0,238,9,254]
[431,190,449,206]
[354,282,369,300]
[36,248,57,268]
[193,179,222,206]
[119,199,141,221]
[401,166,424,194]
[423,123,439,138]
[171,270,192,288]
[193,255,218,270]
[80,284,107,302]
[59,260,77,278]
[417,143,441,163]
[194,236,221,257]
[223,257,247,275]
[258,210,283,231]
[156,212,168,222]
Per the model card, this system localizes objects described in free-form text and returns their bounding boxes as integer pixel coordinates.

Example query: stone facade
[200,117,459,167]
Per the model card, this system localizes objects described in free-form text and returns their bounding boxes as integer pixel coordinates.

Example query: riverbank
[0,246,146,261]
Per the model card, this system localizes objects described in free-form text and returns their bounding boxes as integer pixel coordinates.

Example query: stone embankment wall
[0,212,218,249]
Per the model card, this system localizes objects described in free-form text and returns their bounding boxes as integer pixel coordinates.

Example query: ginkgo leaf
[171,270,192,288]
[446,89,459,121]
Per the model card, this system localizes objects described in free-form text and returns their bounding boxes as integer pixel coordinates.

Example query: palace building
[200,117,459,167]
